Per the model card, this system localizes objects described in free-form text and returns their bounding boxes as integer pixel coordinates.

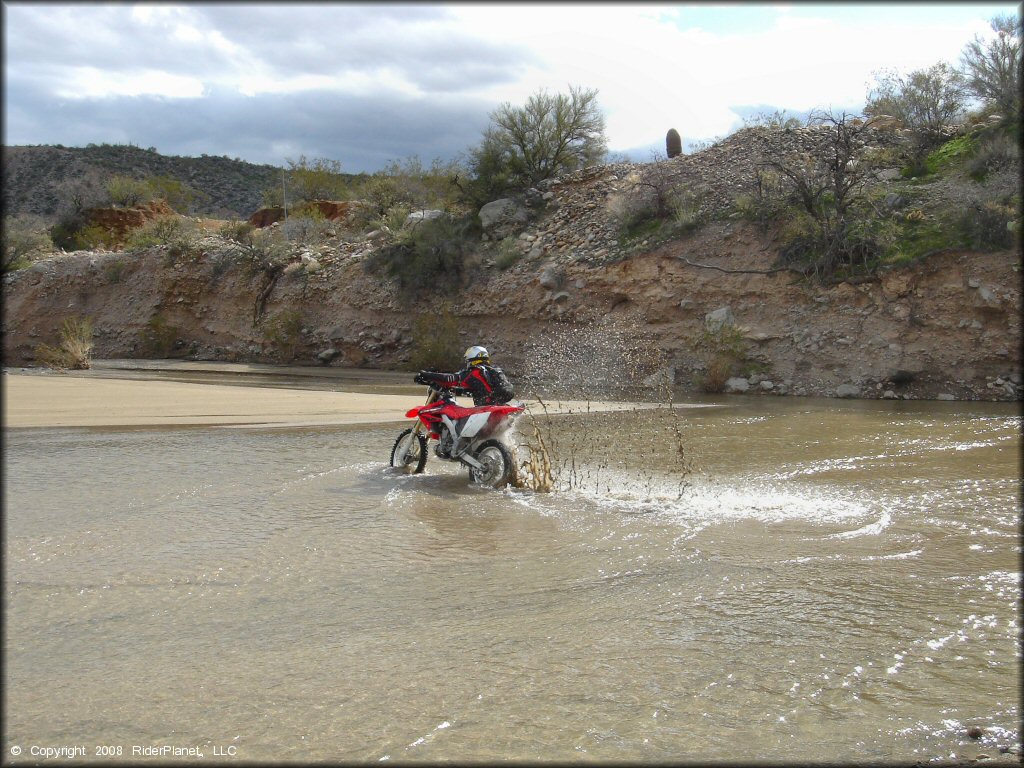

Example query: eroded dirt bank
[3,217,1020,402]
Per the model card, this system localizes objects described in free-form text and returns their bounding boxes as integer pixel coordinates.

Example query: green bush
[222,220,256,244]
[125,216,200,252]
[3,214,53,272]
[494,237,522,270]
[71,224,120,251]
[36,317,94,370]
[106,175,153,207]
[285,156,349,202]
[365,214,477,292]
[965,131,1020,181]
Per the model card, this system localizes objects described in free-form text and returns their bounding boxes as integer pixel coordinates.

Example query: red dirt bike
[390,383,525,487]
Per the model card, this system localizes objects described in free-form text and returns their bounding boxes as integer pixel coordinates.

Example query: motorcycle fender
[459,411,492,440]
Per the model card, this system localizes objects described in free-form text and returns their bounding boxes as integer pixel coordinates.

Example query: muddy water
[4,395,1020,763]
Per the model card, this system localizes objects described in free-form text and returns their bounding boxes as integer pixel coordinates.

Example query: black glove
[414,372,429,385]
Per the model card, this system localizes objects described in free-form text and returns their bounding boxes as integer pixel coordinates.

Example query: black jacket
[417,364,513,406]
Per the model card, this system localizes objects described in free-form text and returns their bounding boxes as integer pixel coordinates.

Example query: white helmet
[464,345,489,366]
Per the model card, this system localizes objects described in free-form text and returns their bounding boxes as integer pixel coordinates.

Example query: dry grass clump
[36,317,94,370]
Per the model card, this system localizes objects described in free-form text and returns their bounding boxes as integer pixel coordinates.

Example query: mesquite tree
[470,85,607,198]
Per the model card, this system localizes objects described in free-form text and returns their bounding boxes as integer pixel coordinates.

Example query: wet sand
[3,368,704,429]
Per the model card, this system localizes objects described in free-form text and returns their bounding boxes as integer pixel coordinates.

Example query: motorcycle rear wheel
[468,440,514,488]
[391,428,427,473]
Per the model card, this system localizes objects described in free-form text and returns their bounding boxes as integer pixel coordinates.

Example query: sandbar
[3,371,699,429]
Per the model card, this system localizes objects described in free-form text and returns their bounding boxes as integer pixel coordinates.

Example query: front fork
[412,388,440,436]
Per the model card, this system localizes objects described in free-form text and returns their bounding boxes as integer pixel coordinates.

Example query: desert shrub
[734,169,789,230]
[106,175,153,207]
[3,214,53,272]
[865,63,967,148]
[71,224,120,251]
[697,354,735,394]
[145,175,202,213]
[965,131,1020,181]
[263,309,304,362]
[609,171,705,246]
[954,198,1018,250]
[358,174,413,220]
[285,156,349,202]
[670,189,704,233]
[222,219,256,244]
[494,237,522,270]
[281,211,333,245]
[407,305,462,371]
[742,109,803,129]
[692,321,758,393]
[381,204,412,234]
[104,259,128,284]
[139,315,179,357]
[365,214,477,292]
[223,221,291,271]
[125,216,200,254]
[36,317,94,370]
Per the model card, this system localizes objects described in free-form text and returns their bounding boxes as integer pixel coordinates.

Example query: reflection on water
[3,396,1021,763]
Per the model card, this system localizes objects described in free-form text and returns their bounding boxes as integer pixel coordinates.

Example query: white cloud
[55,67,205,99]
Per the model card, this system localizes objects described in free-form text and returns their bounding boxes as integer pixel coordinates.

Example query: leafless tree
[763,110,882,279]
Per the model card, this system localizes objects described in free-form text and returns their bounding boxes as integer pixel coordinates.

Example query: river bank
[2,361,712,429]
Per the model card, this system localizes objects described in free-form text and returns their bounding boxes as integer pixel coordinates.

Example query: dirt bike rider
[414,346,515,406]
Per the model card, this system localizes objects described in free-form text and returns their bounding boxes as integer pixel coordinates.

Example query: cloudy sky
[3,2,1018,172]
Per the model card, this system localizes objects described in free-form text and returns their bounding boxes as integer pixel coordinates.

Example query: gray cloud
[3,3,532,169]
[5,75,493,171]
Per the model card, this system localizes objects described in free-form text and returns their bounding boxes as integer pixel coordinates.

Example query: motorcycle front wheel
[468,440,514,488]
[391,428,427,473]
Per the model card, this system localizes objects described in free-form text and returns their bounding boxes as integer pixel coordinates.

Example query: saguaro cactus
[666,128,682,158]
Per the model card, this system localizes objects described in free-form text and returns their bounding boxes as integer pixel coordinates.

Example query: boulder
[724,377,749,393]
[479,198,530,239]
[538,263,565,290]
[835,384,861,398]
[404,209,446,228]
[705,306,736,331]
[317,348,339,364]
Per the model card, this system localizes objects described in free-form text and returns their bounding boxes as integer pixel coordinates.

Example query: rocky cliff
[3,126,1021,402]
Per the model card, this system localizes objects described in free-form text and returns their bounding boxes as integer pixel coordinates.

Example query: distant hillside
[2,144,360,221]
